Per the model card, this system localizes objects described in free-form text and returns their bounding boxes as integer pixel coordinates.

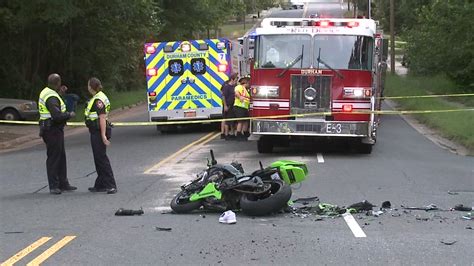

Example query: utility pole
[368,0,371,19]
[390,0,395,74]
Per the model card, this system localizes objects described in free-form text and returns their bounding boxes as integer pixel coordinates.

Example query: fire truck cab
[249,18,387,153]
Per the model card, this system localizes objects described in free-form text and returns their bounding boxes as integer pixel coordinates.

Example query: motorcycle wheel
[170,190,202,213]
[240,180,292,216]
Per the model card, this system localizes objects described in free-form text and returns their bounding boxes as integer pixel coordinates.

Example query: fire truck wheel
[354,142,373,154]
[257,138,274,153]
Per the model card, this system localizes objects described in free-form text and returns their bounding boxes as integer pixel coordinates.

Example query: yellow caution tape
[381,93,474,100]
[1,108,473,127]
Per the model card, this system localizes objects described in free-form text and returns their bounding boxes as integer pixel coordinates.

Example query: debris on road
[440,240,457,245]
[115,208,144,216]
[447,191,459,195]
[292,196,320,205]
[381,201,392,209]
[372,210,384,217]
[462,212,472,220]
[155,227,172,232]
[348,200,376,212]
[401,204,438,211]
[452,204,472,211]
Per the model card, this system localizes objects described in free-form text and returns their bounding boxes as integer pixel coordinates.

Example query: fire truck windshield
[255,34,373,71]
[314,35,373,70]
[256,34,311,69]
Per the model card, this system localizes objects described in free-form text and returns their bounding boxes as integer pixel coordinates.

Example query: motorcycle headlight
[251,86,279,98]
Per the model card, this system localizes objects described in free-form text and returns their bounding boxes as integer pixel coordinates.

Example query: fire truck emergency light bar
[261,18,371,29]
[269,20,359,28]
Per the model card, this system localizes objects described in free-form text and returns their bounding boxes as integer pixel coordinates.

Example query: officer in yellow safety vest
[233,77,251,141]
[38,73,76,194]
[84,77,117,194]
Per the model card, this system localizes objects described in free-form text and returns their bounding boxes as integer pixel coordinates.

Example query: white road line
[317,153,324,163]
[342,213,367,238]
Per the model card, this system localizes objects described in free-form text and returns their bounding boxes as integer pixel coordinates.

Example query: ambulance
[144,39,233,132]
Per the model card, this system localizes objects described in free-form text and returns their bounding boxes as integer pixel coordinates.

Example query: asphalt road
[1,3,473,265]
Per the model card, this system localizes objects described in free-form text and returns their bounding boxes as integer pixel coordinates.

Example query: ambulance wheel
[257,137,273,153]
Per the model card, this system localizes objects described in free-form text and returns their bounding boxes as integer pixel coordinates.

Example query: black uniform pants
[42,128,70,189]
[90,129,116,189]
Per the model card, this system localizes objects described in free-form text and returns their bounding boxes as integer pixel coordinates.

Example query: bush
[405,0,474,91]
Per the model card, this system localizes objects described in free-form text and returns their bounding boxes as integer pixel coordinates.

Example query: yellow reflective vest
[84,91,111,121]
[234,85,250,109]
[38,87,66,121]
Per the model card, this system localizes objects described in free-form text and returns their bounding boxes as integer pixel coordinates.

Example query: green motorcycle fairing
[189,182,222,201]
[270,160,308,184]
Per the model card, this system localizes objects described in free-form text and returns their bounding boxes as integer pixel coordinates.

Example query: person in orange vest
[233,77,251,141]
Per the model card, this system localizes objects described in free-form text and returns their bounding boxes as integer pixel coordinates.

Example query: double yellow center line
[1,236,76,266]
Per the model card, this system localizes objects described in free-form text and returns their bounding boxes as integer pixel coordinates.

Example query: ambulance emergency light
[218,64,227,72]
[145,45,156,54]
[147,68,158,76]
[180,43,191,52]
[216,41,226,50]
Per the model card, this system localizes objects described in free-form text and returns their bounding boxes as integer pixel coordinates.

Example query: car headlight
[251,86,279,98]
[20,102,33,111]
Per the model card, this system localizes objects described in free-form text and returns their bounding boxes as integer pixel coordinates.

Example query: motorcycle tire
[240,180,292,216]
[170,190,202,213]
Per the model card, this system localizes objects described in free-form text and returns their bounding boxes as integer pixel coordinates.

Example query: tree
[0,0,158,99]
[405,0,474,90]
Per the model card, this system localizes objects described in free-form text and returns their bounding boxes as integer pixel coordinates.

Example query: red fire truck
[248,18,387,154]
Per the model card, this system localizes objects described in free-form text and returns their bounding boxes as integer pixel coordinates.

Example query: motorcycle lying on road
[170,150,308,216]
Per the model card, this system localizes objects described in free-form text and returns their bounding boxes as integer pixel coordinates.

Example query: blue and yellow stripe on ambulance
[146,41,179,111]
[145,42,164,111]
[146,39,230,111]
[190,39,228,107]
[165,41,214,110]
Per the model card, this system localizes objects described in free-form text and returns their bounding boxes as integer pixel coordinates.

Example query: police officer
[38,73,76,194]
[85,77,117,194]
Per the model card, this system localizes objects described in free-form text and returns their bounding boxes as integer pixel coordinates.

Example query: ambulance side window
[190,58,206,75]
[168,59,184,76]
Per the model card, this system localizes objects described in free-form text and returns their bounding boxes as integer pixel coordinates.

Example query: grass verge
[385,74,474,154]
[72,90,145,122]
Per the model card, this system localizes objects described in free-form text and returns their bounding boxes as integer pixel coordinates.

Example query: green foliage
[1,0,273,101]
[373,0,433,33]
[0,0,158,100]
[405,0,474,90]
